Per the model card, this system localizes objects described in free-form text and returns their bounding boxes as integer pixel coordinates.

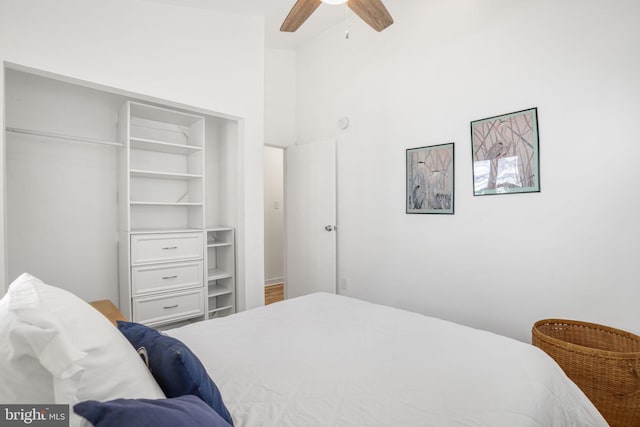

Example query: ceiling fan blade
[348,0,394,32]
[281,0,322,32]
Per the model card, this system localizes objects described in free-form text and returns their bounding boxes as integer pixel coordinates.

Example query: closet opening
[3,64,243,328]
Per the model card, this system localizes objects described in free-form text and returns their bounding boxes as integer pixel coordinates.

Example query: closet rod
[5,127,123,148]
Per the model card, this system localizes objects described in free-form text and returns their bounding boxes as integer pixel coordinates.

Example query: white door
[285,139,336,298]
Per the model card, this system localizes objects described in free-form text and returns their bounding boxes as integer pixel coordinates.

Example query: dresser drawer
[132,261,203,296]
[131,233,203,265]
[133,289,204,326]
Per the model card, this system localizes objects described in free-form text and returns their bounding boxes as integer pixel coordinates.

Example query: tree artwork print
[471,108,540,196]
[406,143,454,214]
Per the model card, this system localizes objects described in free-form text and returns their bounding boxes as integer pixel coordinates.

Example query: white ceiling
[141,0,350,49]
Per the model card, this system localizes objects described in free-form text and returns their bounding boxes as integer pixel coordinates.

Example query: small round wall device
[338,117,350,130]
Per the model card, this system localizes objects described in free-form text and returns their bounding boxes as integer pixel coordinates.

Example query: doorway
[264,140,338,304]
[264,146,285,304]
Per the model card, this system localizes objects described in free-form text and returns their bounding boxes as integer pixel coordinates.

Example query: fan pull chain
[345,3,350,39]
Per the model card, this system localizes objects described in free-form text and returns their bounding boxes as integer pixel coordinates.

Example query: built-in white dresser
[118,101,235,327]
[130,232,205,326]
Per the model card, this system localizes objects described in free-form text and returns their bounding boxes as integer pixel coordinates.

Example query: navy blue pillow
[117,321,233,426]
[74,395,232,427]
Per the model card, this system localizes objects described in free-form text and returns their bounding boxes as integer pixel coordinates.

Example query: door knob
[324,225,336,232]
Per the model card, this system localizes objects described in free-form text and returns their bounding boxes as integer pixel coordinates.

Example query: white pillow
[0,273,165,426]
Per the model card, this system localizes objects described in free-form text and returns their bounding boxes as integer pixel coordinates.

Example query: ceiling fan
[280,0,393,33]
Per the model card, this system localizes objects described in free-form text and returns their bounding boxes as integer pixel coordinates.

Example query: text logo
[0,405,68,426]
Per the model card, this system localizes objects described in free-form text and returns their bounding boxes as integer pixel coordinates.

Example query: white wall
[0,0,265,310]
[264,49,296,147]
[294,0,640,342]
[263,146,284,285]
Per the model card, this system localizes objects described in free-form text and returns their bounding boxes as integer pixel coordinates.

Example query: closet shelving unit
[123,102,205,233]
[205,227,236,318]
[119,101,208,327]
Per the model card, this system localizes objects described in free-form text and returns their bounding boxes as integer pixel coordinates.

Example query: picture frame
[406,143,454,214]
[470,107,540,196]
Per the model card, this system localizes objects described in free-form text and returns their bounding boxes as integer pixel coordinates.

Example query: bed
[0,274,607,427]
[168,292,607,426]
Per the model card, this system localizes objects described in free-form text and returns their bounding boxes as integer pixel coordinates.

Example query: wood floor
[265,283,284,305]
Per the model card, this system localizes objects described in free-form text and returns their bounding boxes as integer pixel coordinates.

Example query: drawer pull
[163,304,179,310]
[162,275,178,280]
[162,246,178,250]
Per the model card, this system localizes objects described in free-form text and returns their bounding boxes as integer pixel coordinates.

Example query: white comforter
[168,293,607,427]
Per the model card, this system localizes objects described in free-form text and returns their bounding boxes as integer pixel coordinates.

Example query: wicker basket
[532,319,640,427]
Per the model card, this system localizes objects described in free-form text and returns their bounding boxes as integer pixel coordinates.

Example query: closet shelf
[129,227,204,234]
[130,101,204,127]
[130,201,203,206]
[130,169,203,180]
[6,127,123,148]
[130,137,203,154]
[207,242,232,248]
[208,268,232,281]
[207,227,233,232]
[208,306,233,315]
[208,286,232,298]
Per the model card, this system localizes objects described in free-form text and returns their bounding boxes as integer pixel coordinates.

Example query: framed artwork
[470,107,540,196]
[406,143,454,214]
